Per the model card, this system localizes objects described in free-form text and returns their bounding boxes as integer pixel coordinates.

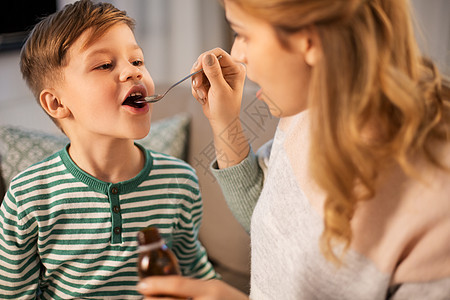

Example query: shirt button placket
[109,185,122,244]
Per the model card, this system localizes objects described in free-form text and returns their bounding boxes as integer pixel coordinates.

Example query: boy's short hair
[20,0,135,101]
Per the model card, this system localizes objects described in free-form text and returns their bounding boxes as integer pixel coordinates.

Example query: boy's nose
[120,65,143,81]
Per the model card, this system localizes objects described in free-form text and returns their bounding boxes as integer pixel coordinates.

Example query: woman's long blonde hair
[229,0,450,263]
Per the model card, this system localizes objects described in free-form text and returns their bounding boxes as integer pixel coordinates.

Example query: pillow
[0,113,190,186]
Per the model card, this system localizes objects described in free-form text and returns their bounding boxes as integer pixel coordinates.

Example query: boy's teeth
[129,92,142,97]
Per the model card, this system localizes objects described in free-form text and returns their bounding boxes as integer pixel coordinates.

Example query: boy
[0,0,216,298]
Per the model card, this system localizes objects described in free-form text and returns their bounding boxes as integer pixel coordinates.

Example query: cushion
[0,113,190,187]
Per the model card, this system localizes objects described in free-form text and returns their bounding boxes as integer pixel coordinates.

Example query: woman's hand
[190,48,249,168]
[137,276,249,300]
[191,48,246,130]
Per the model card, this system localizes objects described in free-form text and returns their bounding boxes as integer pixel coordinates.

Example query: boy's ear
[40,89,71,120]
[290,26,321,67]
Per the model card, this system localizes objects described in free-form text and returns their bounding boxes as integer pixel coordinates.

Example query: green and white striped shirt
[0,144,216,299]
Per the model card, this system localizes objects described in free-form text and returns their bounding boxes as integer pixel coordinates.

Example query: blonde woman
[138,0,450,299]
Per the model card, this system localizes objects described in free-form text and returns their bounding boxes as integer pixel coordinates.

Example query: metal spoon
[137,55,223,104]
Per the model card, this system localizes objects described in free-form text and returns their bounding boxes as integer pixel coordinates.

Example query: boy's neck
[67,139,145,183]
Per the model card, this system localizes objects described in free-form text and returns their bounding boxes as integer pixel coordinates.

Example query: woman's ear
[291,26,321,67]
[40,89,70,120]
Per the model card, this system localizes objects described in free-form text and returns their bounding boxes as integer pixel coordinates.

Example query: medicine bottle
[137,227,181,278]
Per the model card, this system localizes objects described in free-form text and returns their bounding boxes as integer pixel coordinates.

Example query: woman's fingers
[190,47,247,131]
[137,276,249,300]
[191,59,206,104]
[191,49,227,104]
[200,54,226,95]
[192,73,209,104]
[138,276,201,299]
[191,48,245,103]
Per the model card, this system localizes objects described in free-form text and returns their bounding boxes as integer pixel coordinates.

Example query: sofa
[0,83,279,293]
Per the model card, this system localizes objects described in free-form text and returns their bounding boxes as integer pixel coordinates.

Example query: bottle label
[137,239,166,253]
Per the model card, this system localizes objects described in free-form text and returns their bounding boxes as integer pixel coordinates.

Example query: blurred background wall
[411,0,450,76]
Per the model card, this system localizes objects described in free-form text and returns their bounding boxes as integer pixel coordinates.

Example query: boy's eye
[95,63,112,70]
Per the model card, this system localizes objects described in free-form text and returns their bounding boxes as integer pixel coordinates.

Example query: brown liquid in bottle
[137,227,181,278]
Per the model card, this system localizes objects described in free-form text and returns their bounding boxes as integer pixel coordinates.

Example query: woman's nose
[230,40,246,64]
[119,64,143,82]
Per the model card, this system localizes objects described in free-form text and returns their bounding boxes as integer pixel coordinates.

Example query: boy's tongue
[123,94,145,108]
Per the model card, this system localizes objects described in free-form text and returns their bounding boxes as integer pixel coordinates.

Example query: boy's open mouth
[122,92,146,108]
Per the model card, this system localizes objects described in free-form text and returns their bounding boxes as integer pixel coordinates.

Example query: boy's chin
[129,123,151,140]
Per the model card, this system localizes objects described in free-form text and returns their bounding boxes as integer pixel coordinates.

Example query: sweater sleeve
[171,170,217,280]
[389,277,450,300]
[0,188,40,299]
[211,140,273,233]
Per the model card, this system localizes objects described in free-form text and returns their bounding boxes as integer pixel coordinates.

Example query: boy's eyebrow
[85,45,143,59]
[85,49,111,58]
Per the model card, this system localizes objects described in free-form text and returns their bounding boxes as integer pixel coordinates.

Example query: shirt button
[114,227,121,235]
[111,187,119,194]
[113,206,120,214]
